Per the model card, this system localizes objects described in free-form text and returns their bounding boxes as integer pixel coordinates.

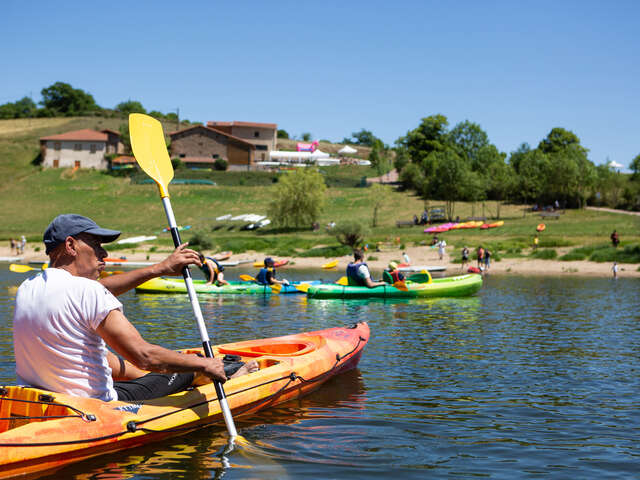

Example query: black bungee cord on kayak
[0,335,366,447]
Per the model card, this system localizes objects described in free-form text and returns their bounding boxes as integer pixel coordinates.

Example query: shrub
[560,251,587,261]
[530,248,557,260]
[333,221,368,248]
[213,158,228,171]
[187,231,212,250]
[171,158,183,170]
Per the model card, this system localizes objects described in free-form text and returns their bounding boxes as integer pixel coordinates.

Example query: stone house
[39,129,122,170]
[206,121,277,163]
[169,125,256,169]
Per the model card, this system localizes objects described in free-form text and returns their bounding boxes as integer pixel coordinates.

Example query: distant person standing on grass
[611,230,620,248]
[533,234,539,250]
[461,246,469,270]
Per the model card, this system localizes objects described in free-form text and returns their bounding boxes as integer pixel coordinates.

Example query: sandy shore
[2,243,637,279]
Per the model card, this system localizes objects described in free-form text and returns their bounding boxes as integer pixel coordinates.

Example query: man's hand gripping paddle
[129,113,240,441]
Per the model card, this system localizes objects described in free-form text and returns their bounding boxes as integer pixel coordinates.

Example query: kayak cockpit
[0,386,82,434]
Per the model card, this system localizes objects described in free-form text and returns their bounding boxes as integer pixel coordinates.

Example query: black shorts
[113,355,245,402]
[114,372,195,402]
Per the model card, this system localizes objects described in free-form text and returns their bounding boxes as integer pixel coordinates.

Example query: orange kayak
[0,323,369,479]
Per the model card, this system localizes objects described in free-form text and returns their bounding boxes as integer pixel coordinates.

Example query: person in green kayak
[346,249,386,288]
[256,257,289,286]
[383,261,405,284]
[13,214,257,402]
[198,253,229,286]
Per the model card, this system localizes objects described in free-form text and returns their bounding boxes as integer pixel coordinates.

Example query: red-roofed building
[39,129,122,170]
[169,125,256,169]
[206,121,277,163]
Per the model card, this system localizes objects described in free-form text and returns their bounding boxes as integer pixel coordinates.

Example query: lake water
[1,267,639,479]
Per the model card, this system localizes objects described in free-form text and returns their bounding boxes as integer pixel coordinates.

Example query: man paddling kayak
[13,214,257,402]
[346,249,386,288]
[256,257,289,286]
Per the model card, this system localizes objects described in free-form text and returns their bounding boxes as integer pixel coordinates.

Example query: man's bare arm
[100,243,201,296]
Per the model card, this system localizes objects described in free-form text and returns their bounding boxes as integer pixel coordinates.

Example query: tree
[116,100,146,116]
[333,221,368,248]
[40,82,99,116]
[630,153,640,181]
[0,96,38,119]
[428,150,468,219]
[448,120,489,169]
[370,184,387,227]
[369,139,391,177]
[277,129,289,139]
[508,142,531,173]
[267,168,326,228]
[538,127,588,157]
[301,132,312,141]
[517,150,548,206]
[399,114,450,166]
[342,128,377,147]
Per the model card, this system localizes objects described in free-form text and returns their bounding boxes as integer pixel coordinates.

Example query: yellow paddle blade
[239,274,256,282]
[270,283,282,294]
[129,113,173,198]
[295,283,312,293]
[336,276,348,286]
[9,264,33,273]
[393,281,409,291]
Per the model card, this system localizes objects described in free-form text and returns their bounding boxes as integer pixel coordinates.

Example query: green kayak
[135,277,316,294]
[306,274,483,299]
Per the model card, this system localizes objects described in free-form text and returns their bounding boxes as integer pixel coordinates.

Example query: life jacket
[346,262,368,286]
[256,267,275,285]
[201,257,221,282]
[383,269,403,284]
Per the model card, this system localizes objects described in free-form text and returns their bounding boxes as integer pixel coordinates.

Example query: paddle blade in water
[270,283,282,294]
[9,264,33,273]
[129,113,174,198]
[295,283,312,293]
[239,274,256,282]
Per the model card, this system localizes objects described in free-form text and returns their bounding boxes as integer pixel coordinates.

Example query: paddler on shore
[13,214,256,402]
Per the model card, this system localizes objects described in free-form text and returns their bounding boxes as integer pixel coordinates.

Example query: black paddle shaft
[169,226,216,360]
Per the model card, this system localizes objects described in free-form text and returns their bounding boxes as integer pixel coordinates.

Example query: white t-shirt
[13,268,122,401]
[357,264,371,280]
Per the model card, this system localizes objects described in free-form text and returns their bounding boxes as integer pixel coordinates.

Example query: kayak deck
[307,274,482,299]
[0,323,369,478]
[135,278,317,294]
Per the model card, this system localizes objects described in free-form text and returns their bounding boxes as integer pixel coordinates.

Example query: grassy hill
[0,117,638,263]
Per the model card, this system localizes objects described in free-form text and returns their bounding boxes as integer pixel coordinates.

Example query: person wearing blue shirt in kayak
[198,253,229,286]
[13,214,257,402]
[346,249,386,288]
[256,257,289,286]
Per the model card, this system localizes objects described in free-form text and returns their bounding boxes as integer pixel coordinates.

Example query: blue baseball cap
[43,214,121,254]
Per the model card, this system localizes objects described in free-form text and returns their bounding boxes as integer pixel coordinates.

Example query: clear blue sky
[2,0,638,167]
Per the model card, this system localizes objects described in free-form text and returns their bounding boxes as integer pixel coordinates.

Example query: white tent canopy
[338,145,358,154]
[608,161,624,169]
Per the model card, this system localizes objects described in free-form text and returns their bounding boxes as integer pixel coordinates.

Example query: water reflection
[2,267,640,478]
